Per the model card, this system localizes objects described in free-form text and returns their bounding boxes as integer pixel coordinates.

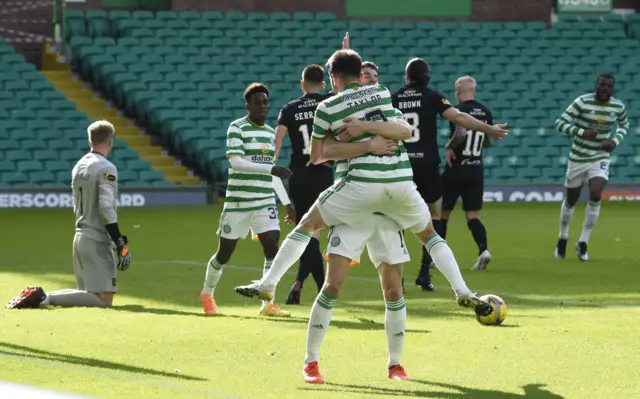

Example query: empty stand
[62,10,640,184]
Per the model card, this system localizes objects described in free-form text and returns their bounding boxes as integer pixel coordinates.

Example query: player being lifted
[199,83,295,317]
[392,58,506,291]
[236,50,508,316]
[274,65,334,305]
[6,121,131,309]
[442,76,493,271]
[553,73,629,261]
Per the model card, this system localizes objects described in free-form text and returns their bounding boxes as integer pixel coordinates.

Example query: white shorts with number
[217,205,280,240]
[316,179,431,233]
[325,215,411,267]
[565,159,610,188]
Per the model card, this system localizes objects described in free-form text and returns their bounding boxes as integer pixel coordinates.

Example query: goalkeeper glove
[115,236,130,271]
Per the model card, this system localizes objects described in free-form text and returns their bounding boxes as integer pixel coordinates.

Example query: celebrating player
[441,76,493,271]
[6,121,131,309]
[236,50,508,317]
[392,58,507,291]
[274,65,334,305]
[303,215,412,384]
[361,61,379,85]
[199,83,294,317]
[553,73,629,261]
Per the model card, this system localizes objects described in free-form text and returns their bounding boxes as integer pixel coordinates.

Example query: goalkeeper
[6,121,130,309]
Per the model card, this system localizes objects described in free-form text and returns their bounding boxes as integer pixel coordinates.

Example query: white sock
[425,234,471,296]
[304,290,337,364]
[262,258,274,307]
[579,201,601,243]
[559,200,575,240]
[203,254,224,295]
[42,290,104,307]
[385,297,406,368]
[262,229,311,287]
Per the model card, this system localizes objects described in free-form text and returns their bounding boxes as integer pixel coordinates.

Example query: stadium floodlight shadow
[0,342,206,381]
[300,381,564,398]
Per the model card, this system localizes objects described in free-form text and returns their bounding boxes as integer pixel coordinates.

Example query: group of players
[5,32,629,386]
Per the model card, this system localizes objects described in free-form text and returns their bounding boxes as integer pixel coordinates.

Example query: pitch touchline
[0,353,244,399]
[159,260,640,309]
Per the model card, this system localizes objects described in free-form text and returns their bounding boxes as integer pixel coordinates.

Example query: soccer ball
[476,294,508,326]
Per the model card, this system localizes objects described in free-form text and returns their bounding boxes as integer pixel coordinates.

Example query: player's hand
[284,204,296,224]
[271,165,292,179]
[487,123,509,140]
[115,236,130,271]
[581,129,599,141]
[337,117,366,141]
[445,148,456,167]
[601,139,617,153]
[342,32,350,49]
[367,135,398,155]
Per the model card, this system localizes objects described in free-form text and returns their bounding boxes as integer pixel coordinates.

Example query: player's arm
[320,134,398,162]
[226,124,273,173]
[274,106,291,162]
[438,93,507,139]
[484,110,494,147]
[613,105,629,146]
[99,165,130,271]
[446,122,467,149]
[553,97,598,139]
[337,109,412,141]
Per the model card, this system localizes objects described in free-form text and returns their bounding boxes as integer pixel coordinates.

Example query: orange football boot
[303,361,324,384]
[199,291,217,315]
[388,364,412,380]
[259,303,291,317]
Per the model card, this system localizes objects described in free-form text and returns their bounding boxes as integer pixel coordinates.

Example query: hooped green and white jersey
[225,116,276,212]
[554,93,629,163]
[312,83,413,183]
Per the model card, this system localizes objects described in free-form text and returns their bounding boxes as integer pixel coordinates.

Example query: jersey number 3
[403,112,420,143]
[462,130,485,157]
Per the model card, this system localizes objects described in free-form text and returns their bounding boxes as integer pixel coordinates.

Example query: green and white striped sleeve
[225,123,244,157]
[614,104,630,146]
[312,102,331,141]
[554,97,585,137]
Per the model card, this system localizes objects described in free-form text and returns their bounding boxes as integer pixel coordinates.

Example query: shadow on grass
[300,380,564,398]
[0,342,205,381]
[112,305,431,333]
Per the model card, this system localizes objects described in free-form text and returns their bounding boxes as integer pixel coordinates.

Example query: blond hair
[87,120,115,146]
[455,76,476,91]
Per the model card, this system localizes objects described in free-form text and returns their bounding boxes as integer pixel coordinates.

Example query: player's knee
[428,200,442,219]
[415,223,435,244]
[589,192,602,203]
[298,208,325,234]
[384,285,403,302]
[322,281,341,297]
[465,211,479,221]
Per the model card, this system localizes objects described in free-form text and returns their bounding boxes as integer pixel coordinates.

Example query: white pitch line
[0,353,245,399]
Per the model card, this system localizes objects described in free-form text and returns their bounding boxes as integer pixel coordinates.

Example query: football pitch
[1,202,639,399]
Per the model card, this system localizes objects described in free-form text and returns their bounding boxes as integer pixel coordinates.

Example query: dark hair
[244,82,270,102]
[598,73,615,82]
[406,58,430,86]
[302,64,325,84]
[326,49,362,80]
[362,61,378,73]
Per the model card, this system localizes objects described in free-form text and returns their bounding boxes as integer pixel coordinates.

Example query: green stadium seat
[1,172,28,185]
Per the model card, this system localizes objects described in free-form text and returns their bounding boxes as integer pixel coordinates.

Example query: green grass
[1,202,639,399]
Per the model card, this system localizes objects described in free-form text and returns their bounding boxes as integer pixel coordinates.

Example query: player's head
[87,120,115,155]
[326,49,363,93]
[595,73,614,102]
[300,64,326,94]
[455,76,476,102]
[361,61,379,85]
[244,82,270,125]
[405,58,430,87]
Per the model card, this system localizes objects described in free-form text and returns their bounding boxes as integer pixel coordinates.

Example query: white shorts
[217,205,279,240]
[316,179,430,233]
[565,159,610,188]
[325,215,411,267]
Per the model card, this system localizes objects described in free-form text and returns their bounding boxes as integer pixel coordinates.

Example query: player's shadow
[301,380,564,398]
[0,342,205,381]
[111,305,431,333]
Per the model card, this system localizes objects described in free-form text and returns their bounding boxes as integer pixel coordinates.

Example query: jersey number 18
[462,130,485,157]
[299,124,311,155]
